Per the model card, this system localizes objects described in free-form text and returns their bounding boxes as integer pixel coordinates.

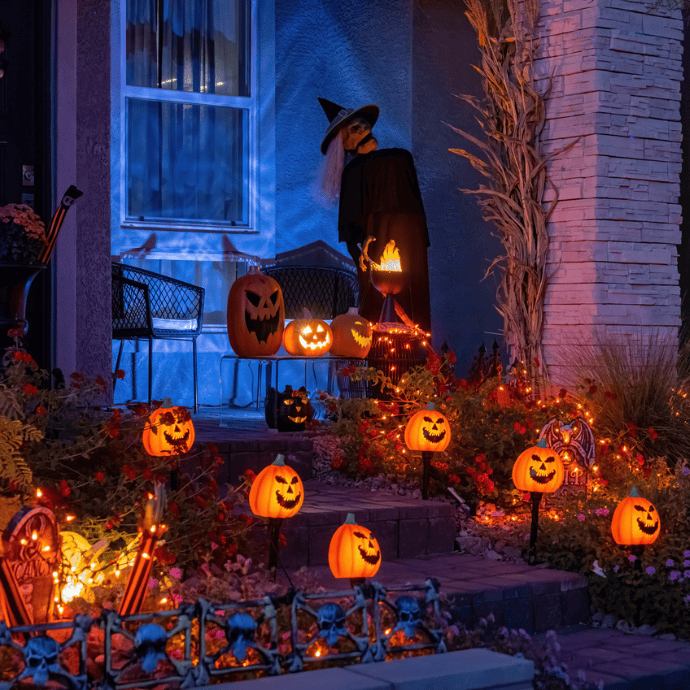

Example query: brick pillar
[534,0,683,384]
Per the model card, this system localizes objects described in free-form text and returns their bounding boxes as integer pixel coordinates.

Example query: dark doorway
[0,0,52,368]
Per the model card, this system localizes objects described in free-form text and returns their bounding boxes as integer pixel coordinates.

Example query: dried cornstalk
[449,0,576,389]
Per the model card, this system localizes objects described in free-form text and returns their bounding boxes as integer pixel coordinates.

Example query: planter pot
[0,262,46,348]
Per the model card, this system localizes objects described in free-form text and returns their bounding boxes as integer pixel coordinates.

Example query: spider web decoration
[539,417,595,486]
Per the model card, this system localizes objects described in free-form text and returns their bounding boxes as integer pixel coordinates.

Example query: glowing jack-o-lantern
[143,399,195,456]
[404,403,451,453]
[328,513,381,580]
[249,455,304,519]
[227,266,285,357]
[611,487,660,546]
[512,438,564,494]
[329,308,373,358]
[282,310,332,357]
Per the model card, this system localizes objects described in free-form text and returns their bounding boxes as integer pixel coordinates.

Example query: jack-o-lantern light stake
[611,487,660,571]
[119,484,166,616]
[329,513,381,588]
[512,438,564,565]
[249,455,304,575]
[404,403,451,499]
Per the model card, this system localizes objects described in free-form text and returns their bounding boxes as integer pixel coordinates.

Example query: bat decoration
[539,417,595,485]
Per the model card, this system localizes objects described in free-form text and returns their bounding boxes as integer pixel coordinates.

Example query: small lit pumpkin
[404,403,451,453]
[249,454,304,519]
[227,266,285,357]
[328,513,381,580]
[329,308,373,358]
[143,398,195,456]
[282,309,332,357]
[512,438,564,493]
[611,487,660,545]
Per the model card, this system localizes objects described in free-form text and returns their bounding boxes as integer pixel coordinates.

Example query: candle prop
[404,403,451,499]
[38,185,83,264]
[328,513,381,588]
[118,485,166,617]
[512,438,564,565]
[249,455,304,575]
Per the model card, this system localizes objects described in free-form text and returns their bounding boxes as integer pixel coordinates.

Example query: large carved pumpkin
[227,267,285,357]
[143,399,195,456]
[404,403,450,453]
[611,487,660,546]
[282,310,332,357]
[328,513,381,580]
[512,438,564,493]
[329,308,373,358]
[249,455,304,519]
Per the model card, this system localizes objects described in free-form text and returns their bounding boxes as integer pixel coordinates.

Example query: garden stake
[422,451,433,500]
[528,491,543,566]
[631,544,644,573]
[268,517,283,576]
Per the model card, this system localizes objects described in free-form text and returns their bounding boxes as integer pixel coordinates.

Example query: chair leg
[148,337,153,407]
[113,340,125,391]
[192,338,199,414]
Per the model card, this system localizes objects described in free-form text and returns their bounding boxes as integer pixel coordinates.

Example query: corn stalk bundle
[450,0,576,389]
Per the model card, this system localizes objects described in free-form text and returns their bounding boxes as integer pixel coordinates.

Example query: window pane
[126,98,248,225]
[126,0,250,96]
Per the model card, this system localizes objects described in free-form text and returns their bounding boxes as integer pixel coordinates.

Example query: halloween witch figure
[316,97,431,334]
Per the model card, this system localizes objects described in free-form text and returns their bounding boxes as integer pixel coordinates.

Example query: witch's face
[341,117,378,154]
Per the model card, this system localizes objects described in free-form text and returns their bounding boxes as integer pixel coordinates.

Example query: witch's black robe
[337,147,431,332]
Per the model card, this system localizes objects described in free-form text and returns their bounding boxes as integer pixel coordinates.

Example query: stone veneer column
[75,0,112,379]
[534,0,683,383]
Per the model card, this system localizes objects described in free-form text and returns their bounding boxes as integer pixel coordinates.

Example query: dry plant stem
[450,0,576,391]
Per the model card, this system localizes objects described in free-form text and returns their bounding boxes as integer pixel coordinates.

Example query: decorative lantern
[329,308,373,358]
[328,513,381,586]
[611,487,660,547]
[539,417,595,486]
[227,266,285,357]
[404,403,451,500]
[143,398,195,456]
[512,438,564,565]
[282,310,333,357]
[249,455,304,572]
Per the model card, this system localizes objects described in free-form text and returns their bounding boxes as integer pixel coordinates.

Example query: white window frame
[118,0,259,235]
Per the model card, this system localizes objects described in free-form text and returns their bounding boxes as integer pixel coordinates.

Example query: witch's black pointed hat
[318,97,379,155]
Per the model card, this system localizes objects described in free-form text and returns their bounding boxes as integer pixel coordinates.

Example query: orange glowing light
[371,240,402,272]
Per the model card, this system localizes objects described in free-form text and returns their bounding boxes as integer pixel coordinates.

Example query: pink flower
[169,567,182,579]
[629,554,637,563]
[577,514,585,522]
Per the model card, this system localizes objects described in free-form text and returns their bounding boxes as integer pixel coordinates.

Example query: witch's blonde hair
[313,133,345,208]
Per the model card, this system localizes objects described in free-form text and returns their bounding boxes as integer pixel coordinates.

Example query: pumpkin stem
[348,307,359,315]
[344,513,356,525]
[629,486,639,497]
[273,454,286,466]
[426,402,435,411]
[302,308,313,319]
[162,397,173,408]
[536,438,548,449]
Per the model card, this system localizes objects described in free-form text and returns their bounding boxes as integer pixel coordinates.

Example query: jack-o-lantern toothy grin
[274,474,302,510]
[354,530,382,565]
[163,425,191,449]
[351,326,372,349]
[298,324,331,351]
[528,454,557,485]
[634,504,659,535]
[244,289,281,344]
[421,416,447,444]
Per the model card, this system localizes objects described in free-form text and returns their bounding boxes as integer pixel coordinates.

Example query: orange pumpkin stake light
[249,454,304,574]
[404,403,450,499]
[282,309,333,357]
[611,487,660,571]
[143,398,195,457]
[512,438,564,565]
[329,513,381,587]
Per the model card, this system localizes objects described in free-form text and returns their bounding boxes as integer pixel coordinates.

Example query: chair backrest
[112,263,205,338]
[262,265,359,319]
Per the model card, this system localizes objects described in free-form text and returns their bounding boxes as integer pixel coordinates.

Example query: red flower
[626,421,638,437]
[22,383,38,395]
[559,388,568,399]
[369,430,378,439]
[446,351,456,364]
[122,465,137,480]
[604,391,617,400]
[474,454,486,464]
[242,469,257,484]
[358,423,368,434]
[169,502,180,519]
[94,472,105,483]
[35,406,46,415]
[279,533,287,549]
[648,427,658,441]
[154,545,177,565]
[115,369,126,380]
[588,385,598,395]
[13,352,23,361]
[637,454,645,467]
[7,328,22,339]
[59,480,71,497]
[513,421,526,434]
[448,474,461,484]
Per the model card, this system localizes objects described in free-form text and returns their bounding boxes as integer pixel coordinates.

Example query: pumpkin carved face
[329,513,381,580]
[249,455,304,519]
[282,311,332,357]
[512,440,564,493]
[611,488,660,545]
[276,386,312,432]
[143,401,195,456]
[329,308,373,358]
[404,404,450,452]
[227,267,285,357]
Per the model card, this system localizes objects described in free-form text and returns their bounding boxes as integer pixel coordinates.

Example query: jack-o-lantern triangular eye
[648,506,655,513]
[353,531,367,539]
[269,290,279,305]
[544,456,556,463]
[302,325,312,335]
[634,504,647,512]
[290,476,299,484]
[317,324,324,332]
[423,416,433,423]
[274,475,288,484]
[246,291,262,307]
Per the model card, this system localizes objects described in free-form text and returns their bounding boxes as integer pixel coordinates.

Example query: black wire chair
[112,263,205,413]
[262,265,359,319]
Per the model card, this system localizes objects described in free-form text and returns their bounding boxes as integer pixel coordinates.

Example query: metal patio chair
[112,263,205,413]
